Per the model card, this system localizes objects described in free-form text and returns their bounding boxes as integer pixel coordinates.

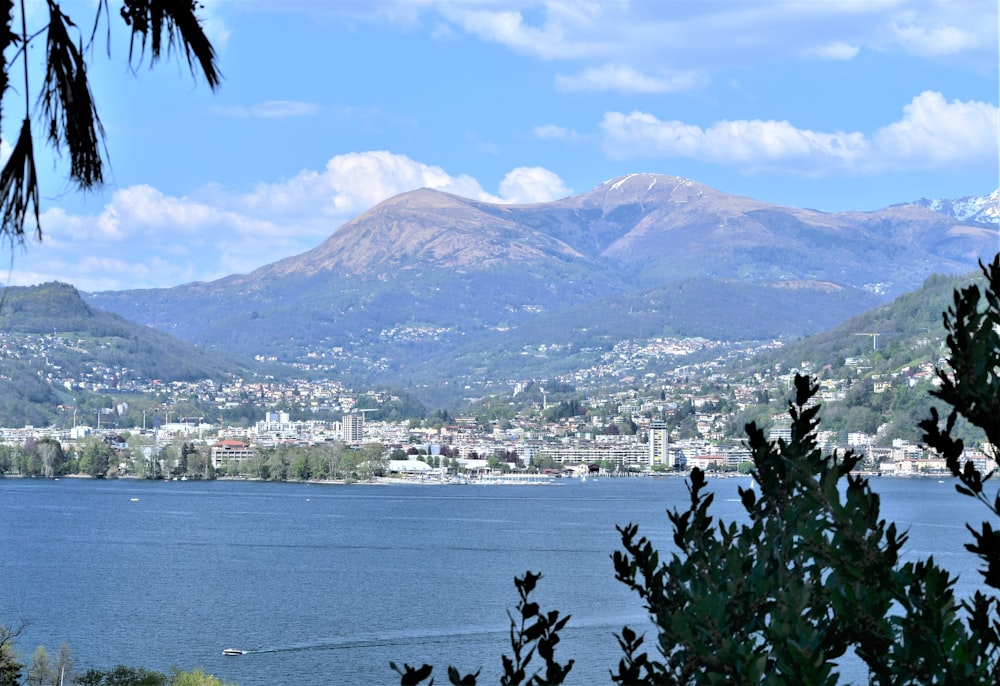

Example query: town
[0,328,993,482]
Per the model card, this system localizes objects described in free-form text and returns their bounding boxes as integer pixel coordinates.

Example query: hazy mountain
[86,174,997,390]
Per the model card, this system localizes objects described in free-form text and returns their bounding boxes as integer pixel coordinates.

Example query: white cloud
[251,100,321,118]
[439,3,610,61]
[600,112,867,171]
[498,167,571,204]
[599,91,997,175]
[223,151,569,224]
[804,42,860,61]
[5,152,570,290]
[554,64,707,94]
[231,151,496,224]
[533,124,580,143]
[264,1,997,67]
[889,20,982,56]
[198,0,233,49]
[870,91,999,171]
[213,100,320,118]
[465,132,502,156]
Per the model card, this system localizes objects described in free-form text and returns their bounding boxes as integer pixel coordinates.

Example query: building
[342,413,364,445]
[649,420,670,468]
[210,440,255,469]
[536,441,649,470]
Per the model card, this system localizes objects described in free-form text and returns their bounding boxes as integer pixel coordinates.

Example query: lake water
[0,476,990,685]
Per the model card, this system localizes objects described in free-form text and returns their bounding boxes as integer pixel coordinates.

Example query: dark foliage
[396,256,1000,684]
[78,664,167,686]
[919,255,1000,669]
[391,572,573,685]
[0,0,219,244]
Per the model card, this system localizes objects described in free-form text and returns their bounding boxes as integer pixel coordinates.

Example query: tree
[54,643,74,686]
[262,446,287,481]
[0,444,22,474]
[611,374,994,684]
[81,439,114,478]
[0,620,26,686]
[169,668,234,686]
[919,254,1000,672]
[33,437,67,477]
[26,645,53,686]
[0,1,220,246]
[391,572,573,686]
[289,452,312,480]
[360,442,387,478]
[170,442,190,478]
[325,441,348,481]
[395,254,1000,685]
[78,665,167,686]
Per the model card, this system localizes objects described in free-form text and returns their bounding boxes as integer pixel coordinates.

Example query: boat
[222,648,244,656]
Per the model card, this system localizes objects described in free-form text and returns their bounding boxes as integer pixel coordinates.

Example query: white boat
[222,648,244,656]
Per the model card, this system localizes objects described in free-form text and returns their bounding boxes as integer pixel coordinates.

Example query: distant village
[0,330,994,481]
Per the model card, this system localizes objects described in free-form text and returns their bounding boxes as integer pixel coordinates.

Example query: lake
[0,476,989,684]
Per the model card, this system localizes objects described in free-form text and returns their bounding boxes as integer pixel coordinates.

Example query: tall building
[649,420,669,469]
[342,413,364,445]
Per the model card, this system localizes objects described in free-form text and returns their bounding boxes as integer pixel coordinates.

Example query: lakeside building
[210,439,255,469]
[648,420,671,469]
[684,445,753,472]
[535,442,648,470]
[878,448,996,477]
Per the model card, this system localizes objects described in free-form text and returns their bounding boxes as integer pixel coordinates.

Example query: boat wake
[234,626,512,656]
[233,615,647,657]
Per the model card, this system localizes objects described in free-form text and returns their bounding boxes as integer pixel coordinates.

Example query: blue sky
[3,0,998,291]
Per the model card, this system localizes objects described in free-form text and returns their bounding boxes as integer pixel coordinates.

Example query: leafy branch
[0,0,220,246]
[392,572,573,686]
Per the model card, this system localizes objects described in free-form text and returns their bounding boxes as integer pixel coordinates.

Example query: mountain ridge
[84,174,998,393]
[894,188,1000,226]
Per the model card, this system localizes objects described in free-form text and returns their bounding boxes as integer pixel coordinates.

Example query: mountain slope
[85,175,998,391]
[0,282,244,425]
[261,188,589,278]
[751,270,982,375]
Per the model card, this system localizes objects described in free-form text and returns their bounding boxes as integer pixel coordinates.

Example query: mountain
[85,174,998,394]
[894,189,999,226]
[0,282,243,426]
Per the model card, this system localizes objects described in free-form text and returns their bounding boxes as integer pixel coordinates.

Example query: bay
[0,476,988,685]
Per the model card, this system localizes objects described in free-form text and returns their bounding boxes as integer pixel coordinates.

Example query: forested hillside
[0,283,244,426]
[741,268,989,442]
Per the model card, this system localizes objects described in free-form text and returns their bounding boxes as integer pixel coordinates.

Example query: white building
[342,414,364,445]
[649,420,670,468]
[210,440,255,469]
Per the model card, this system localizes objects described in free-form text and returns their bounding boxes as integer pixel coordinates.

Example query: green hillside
[0,282,245,426]
[756,270,983,373]
[743,268,990,443]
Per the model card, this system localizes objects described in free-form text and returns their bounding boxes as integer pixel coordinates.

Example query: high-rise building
[342,413,364,444]
[649,420,669,469]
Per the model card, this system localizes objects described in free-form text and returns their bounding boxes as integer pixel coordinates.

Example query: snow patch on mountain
[895,189,1000,225]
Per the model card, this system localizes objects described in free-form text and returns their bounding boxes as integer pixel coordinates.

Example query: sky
[1,0,997,292]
